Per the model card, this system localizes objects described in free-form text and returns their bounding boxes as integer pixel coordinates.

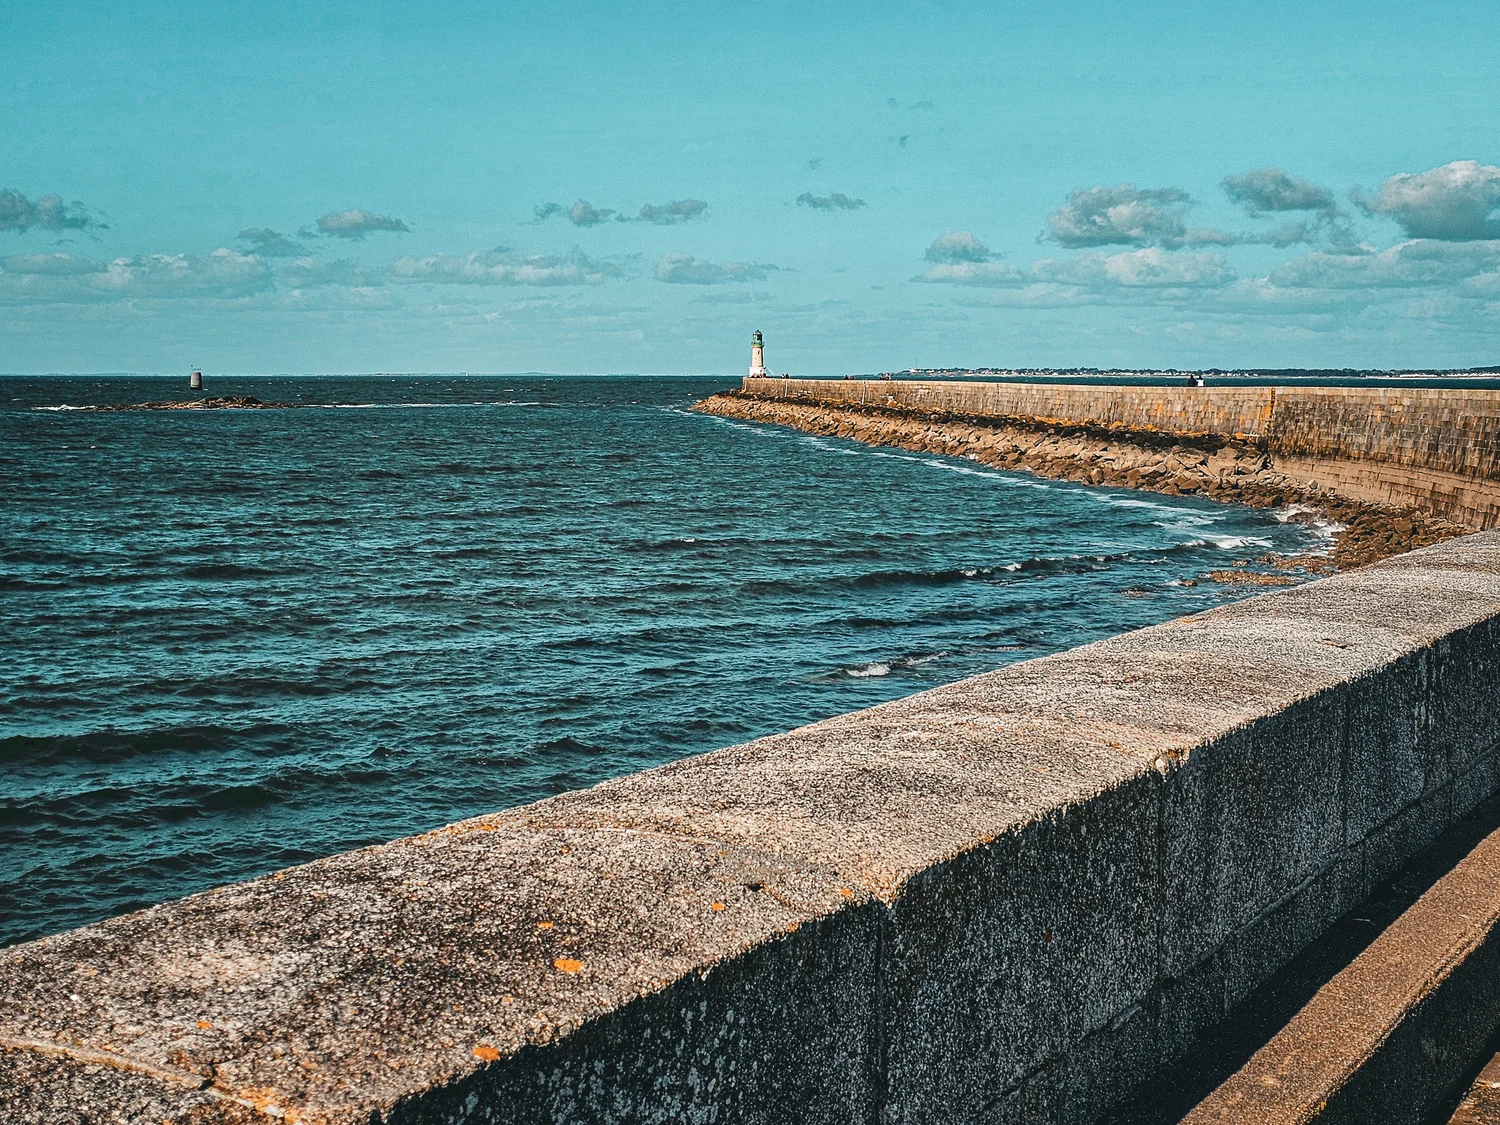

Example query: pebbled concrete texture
[6,533,1500,1123]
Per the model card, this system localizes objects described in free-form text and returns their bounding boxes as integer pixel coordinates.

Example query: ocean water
[0,375,1323,947]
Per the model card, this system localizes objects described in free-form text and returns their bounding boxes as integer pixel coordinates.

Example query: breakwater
[698,386,1467,570]
[710,378,1500,534]
[5,532,1500,1123]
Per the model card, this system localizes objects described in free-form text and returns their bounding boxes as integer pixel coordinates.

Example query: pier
[8,383,1500,1123]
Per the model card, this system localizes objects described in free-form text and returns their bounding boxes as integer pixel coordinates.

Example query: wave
[841,651,948,679]
[0,722,299,768]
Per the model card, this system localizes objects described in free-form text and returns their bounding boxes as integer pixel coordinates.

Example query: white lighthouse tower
[749,329,767,378]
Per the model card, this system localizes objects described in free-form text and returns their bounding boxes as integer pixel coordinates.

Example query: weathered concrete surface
[6,534,1500,1123]
[1450,1052,1500,1124]
[732,378,1500,528]
[1183,820,1500,1124]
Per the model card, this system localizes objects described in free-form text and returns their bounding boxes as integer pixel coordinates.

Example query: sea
[0,374,1328,947]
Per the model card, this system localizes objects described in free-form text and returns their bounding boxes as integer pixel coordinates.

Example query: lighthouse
[749,330,767,378]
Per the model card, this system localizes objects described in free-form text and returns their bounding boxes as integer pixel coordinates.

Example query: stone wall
[738,378,1500,527]
[744,377,1277,439]
[6,534,1500,1124]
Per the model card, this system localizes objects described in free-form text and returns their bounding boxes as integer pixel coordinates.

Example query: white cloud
[1269,239,1500,289]
[0,249,271,302]
[567,199,617,226]
[391,247,621,286]
[281,257,386,288]
[237,228,306,257]
[315,209,411,239]
[1356,160,1500,241]
[654,252,778,284]
[1222,169,1337,215]
[924,231,994,263]
[1045,184,1237,249]
[636,198,708,224]
[1033,248,1236,288]
[0,189,98,232]
[796,192,866,212]
[915,247,1231,290]
[912,261,1026,286]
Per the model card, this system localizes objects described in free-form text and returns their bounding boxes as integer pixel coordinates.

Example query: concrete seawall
[5,533,1500,1123]
[737,379,1500,528]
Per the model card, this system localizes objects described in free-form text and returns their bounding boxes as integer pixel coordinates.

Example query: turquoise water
[0,375,1321,946]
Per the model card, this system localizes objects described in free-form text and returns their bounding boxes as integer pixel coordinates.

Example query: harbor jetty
[8,377,1500,1123]
[699,377,1500,570]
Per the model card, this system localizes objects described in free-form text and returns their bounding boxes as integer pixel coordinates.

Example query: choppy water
[0,375,1322,946]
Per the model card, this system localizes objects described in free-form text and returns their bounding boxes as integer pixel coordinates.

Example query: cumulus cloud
[315,209,412,239]
[912,261,1026,286]
[0,249,271,302]
[533,197,711,225]
[915,246,1233,291]
[924,231,994,263]
[1355,160,1500,241]
[568,199,617,226]
[1222,169,1337,216]
[635,198,708,224]
[0,189,99,233]
[796,191,866,212]
[237,228,305,257]
[391,247,621,286]
[281,257,385,288]
[1033,248,1236,288]
[654,252,778,284]
[1044,184,1236,249]
[1269,239,1500,289]
[95,249,273,298]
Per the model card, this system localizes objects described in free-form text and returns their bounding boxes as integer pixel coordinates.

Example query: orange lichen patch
[536,921,554,930]
[502,996,514,1004]
[553,957,584,974]
[478,824,497,832]
[709,902,726,912]
[473,1045,501,1062]
[240,1089,292,1116]
[837,887,853,897]
[196,1020,212,1030]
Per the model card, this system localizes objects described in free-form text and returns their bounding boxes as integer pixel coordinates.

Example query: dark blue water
[0,375,1322,947]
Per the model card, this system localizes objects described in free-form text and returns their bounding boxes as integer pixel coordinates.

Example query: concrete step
[1103,797,1500,1125]
[1449,1052,1500,1124]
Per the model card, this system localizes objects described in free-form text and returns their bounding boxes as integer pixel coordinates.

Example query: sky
[4,0,1500,375]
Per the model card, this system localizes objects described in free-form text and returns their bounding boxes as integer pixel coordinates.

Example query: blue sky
[4,0,1500,374]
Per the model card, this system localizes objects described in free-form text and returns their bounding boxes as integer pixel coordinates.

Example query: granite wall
[738,378,1500,527]
[5,534,1500,1123]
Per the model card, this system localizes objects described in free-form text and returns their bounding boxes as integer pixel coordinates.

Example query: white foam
[1204,534,1274,550]
[846,661,892,678]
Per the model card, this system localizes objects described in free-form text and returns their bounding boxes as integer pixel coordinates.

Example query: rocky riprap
[695,391,1466,572]
[82,396,299,411]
